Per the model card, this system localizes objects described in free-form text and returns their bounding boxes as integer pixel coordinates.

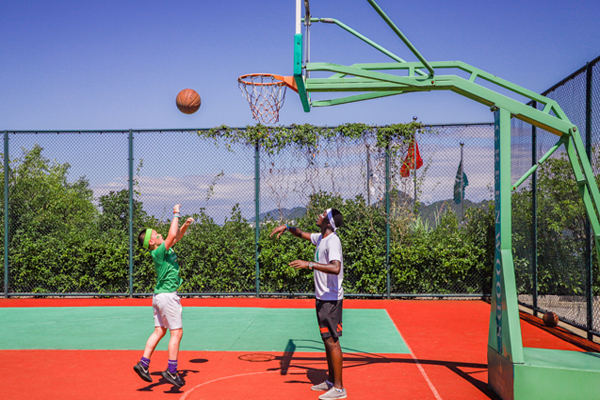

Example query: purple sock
[168,359,178,374]
[140,357,150,368]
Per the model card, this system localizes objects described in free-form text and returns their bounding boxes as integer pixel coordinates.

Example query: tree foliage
[1,134,596,297]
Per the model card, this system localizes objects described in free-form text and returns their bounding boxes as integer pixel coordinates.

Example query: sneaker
[318,387,347,399]
[162,369,185,387]
[311,381,333,391]
[133,362,152,382]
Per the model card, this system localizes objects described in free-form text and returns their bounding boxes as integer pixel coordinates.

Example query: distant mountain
[250,192,490,228]
[249,206,307,222]
[418,198,491,227]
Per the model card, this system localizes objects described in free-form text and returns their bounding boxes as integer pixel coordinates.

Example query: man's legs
[323,336,343,389]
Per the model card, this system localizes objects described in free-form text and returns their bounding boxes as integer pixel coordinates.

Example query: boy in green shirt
[133,204,194,388]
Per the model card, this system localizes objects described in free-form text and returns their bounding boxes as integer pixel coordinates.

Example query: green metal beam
[311,91,406,107]
[294,33,310,112]
[366,0,434,77]
[512,136,566,191]
[564,135,600,247]
[307,18,428,77]
[305,62,575,135]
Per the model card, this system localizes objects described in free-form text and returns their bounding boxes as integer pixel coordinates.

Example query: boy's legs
[161,328,184,387]
[143,326,167,359]
[168,328,183,360]
[134,326,167,382]
[155,293,184,387]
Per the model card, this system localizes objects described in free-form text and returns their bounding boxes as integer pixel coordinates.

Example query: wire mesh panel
[535,73,589,329]
[511,117,535,306]
[590,60,600,333]
[388,124,495,295]
[258,133,385,295]
[132,131,257,295]
[3,132,130,295]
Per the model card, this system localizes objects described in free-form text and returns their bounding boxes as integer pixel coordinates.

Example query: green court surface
[0,306,409,354]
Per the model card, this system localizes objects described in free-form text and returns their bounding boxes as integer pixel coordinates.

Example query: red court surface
[0,298,594,400]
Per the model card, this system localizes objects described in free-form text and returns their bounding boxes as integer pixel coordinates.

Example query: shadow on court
[136,369,200,394]
[239,338,500,400]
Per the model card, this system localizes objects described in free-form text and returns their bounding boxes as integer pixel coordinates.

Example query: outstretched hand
[184,217,194,226]
[289,260,309,270]
[269,225,287,239]
[173,204,181,214]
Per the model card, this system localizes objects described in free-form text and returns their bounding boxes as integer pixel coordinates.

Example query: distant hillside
[250,192,490,228]
[418,199,491,227]
[249,206,307,222]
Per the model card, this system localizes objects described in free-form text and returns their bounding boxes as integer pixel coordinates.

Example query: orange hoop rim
[238,73,285,86]
[238,73,298,92]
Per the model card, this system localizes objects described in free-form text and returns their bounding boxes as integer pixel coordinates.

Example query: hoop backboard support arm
[292,1,600,399]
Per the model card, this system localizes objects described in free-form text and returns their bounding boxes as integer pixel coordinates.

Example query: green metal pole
[531,103,538,318]
[460,142,464,220]
[128,130,134,297]
[511,137,565,191]
[255,140,260,297]
[309,17,427,77]
[414,128,418,214]
[3,131,8,298]
[385,144,390,299]
[366,0,434,77]
[366,145,371,206]
[585,62,593,340]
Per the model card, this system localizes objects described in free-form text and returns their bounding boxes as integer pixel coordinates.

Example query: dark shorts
[316,299,343,339]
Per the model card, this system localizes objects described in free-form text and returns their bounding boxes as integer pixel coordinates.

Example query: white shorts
[153,292,183,330]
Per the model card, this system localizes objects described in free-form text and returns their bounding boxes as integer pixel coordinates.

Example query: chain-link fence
[0,124,494,298]
[511,54,600,339]
[3,54,599,340]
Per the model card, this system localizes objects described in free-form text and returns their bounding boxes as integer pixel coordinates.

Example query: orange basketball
[176,88,201,114]
[542,312,559,328]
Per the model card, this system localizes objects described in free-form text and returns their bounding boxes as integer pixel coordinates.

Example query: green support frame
[293,1,600,398]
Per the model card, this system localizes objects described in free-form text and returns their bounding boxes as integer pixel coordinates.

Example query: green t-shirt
[151,242,183,293]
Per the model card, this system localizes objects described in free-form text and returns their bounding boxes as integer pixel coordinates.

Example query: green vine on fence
[197,122,423,155]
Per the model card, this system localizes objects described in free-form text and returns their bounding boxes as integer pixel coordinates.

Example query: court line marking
[179,370,279,400]
[385,310,443,400]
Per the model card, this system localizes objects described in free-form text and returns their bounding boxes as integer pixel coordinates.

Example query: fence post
[385,144,390,299]
[585,62,594,339]
[531,103,538,317]
[128,130,134,297]
[255,140,260,297]
[3,131,8,298]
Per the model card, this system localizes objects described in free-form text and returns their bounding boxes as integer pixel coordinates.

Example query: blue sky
[1,0,599,221]
[2,0,599,131]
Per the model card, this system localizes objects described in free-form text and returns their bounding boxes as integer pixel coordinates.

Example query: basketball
[176,88,201,114]
[542,312,559,328]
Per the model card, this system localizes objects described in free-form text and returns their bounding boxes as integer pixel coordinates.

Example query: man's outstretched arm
[270,225,312,241]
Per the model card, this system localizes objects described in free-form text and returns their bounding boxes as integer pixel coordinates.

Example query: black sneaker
[162,369,185,387]
[133,362,152,382]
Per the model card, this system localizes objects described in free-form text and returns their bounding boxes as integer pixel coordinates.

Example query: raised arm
[270,224,312,242]
[164,204,184,250]
[173,217,194,245]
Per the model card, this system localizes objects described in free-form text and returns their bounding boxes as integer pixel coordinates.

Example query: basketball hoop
[238,74,298,125]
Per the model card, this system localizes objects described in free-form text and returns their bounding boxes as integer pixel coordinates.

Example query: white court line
[386,310,443,400]
[179,370,278,400]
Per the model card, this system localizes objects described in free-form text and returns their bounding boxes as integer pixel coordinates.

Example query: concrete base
[489,346,600,400]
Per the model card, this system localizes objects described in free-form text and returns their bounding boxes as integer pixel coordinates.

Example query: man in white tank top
[270,208,347,400]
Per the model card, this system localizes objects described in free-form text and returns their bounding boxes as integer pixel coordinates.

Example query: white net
[238,74,288,124]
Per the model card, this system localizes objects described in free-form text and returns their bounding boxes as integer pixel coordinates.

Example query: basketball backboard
[294,0,311,111]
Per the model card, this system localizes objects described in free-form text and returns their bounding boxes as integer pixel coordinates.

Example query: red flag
[400,140,423,177]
